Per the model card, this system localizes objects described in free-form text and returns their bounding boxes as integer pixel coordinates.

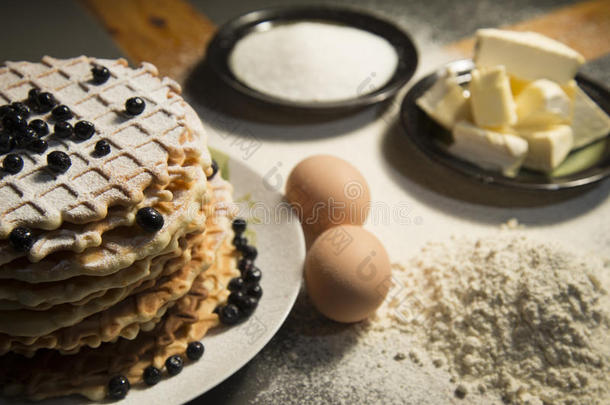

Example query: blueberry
[228,291,246,307]
[9,227,35,252]
[29,138,48,154]
[218,304,241,325]
[186,341,205,361]
[3,153,23,174]
[107,375,130,400]
[47,151,71,173]
[54,121,73,138]
[232,235,247,249]
[36,92,56,113]
[246,284,263,299]
[207,159,218,180]
[165,355,184,376]
[94,140,111,156]
[14,128,37,149]
[27,88,40,102]
[238,258,253,273]
[28,119,49,137]
[244,266,262,284]
[2,112,27,133]
[136,207,164,232]
[125,97,145,115]
[51,105,72,121]
[228,277,244,292]
[91,65,110,84]
[0,133,14,154]
[143,365,162,386]
[232,218,247,235]
[0,105,12,117]
[238,295,259,316]
[11,102,30,119]
[74,120,95,140]
[240,245,258,260]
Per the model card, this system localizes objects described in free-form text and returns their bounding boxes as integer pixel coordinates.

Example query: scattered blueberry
[228,277,245,292]
[51,105,72,121]
[232,235,247,249]
[27,88,40,102]
[232,218,247,235]
[29,138,48,154]
[47,151,71,173]
[125,97,145,115]
[94,139,111,156]
[28,119,49,137]
[244,266,262,284]
[2,112,27,133]
[54,121,73,138]
[241,245,258,260]
[91,65,111,84]
[165,355,184,376]
[136,207,164,232]
[218,304,241,325]
[36,92,56,113]
[228,291,246,307]
[3,153,23,174]
[238,258,253,273]
[143,366,162,386]
[207,159,218,180]
[0,133,14,154]
[9,227,35,252]
[246,284,263,299]
[74,120,95,140]
[14,128,37,149]
[238,295,259,316]
[11,102,30,119]
[186,341,205,361]
[108,375,130,400]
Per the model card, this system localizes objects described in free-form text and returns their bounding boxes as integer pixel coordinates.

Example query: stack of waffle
[0,56,239,400]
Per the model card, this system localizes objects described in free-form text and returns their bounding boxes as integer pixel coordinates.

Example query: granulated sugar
[375,234,610,404]
[229,21,398,103]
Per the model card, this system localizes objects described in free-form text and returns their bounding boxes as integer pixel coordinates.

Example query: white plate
[2,157,305,405]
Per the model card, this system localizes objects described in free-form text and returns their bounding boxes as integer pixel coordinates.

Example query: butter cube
[450,121,528,177]
[416,68,471,130]
[470,66,517,128]
[515,79,571,127]
[571,86,610,149]
[517,125,573,172]
[474,29,585,84]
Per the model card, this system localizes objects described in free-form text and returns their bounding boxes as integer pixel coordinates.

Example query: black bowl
[206,5,418,113]
[400,59,610,191]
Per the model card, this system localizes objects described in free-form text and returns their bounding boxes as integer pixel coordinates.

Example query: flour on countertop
[373,234,610,405]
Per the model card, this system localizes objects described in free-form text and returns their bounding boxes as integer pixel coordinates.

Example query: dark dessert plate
[206,5,418,113]
[400,59,610,191]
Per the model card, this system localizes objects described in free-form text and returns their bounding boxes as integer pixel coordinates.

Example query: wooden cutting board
[82,0,610,84]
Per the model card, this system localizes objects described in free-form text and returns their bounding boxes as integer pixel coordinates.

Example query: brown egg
[305,225,391,323]
[286,155,370,245]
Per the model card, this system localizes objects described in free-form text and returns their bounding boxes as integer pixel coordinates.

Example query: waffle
[0,56,212,238]
[0,223,239,401]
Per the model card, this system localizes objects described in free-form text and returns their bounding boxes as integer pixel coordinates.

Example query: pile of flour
[374,235,610,404]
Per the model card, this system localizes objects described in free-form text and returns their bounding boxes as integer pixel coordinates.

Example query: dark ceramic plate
[206,5,418,112]
[401,59,610,190]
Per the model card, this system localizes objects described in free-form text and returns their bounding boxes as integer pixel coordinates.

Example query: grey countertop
[0,1,608,404]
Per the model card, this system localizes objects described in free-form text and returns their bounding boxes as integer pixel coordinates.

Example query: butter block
[571,86,610,149]
[470,66,517,128]
[517,125,573,172]
[416,68,471,130]
[450,121,528,177]
[515,79,571,127]
[474,29,585,84]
